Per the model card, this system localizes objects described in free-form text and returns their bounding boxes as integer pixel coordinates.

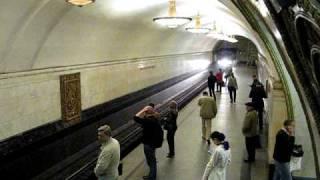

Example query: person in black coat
[208,71,217,100]
[250,75,261,88]
[249,83,267,130]
[273,120,295,180]
[134,106,162,180]
[163,101,178,158]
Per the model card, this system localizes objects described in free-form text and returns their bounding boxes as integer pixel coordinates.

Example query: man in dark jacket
[208,71,217,100]
[250,75,261,88]
[134,106,162,180]
[249,83,267,130]
[273,120,295,180]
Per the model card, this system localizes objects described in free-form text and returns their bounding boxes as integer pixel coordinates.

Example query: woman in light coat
[202,131,231,180]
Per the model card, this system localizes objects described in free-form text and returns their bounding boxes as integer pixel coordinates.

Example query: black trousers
[245,137,256,161]
[217,82,223,92]
[257,108,263,130]
[167,129,176,155]
[208,86,216,100]
[228,87,236,102]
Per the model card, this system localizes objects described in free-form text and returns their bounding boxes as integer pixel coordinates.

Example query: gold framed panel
[60,73,81,122]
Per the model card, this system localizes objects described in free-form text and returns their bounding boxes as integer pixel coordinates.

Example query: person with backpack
[134,105,163,180]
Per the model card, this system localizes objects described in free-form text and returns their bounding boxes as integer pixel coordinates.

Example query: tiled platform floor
[120,66,269,180]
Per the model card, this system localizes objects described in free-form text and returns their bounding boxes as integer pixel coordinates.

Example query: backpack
[153,123,164,148]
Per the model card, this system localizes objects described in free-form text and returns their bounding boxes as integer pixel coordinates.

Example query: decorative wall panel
[60,73,81,122]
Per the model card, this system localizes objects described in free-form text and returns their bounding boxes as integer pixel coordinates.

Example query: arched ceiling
[0,0,271,73]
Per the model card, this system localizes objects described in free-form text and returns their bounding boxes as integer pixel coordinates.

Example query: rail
[65,77,207,180]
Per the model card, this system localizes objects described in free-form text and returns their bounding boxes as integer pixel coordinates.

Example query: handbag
[290,144,304,172]
[292,144,304,157]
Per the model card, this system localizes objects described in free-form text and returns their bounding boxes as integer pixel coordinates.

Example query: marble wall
[257,55,316,177]
[0,52,212,141]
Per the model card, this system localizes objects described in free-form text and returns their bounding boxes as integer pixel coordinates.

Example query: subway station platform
[120,66,269,180]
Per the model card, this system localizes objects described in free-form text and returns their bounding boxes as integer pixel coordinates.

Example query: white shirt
[94,137,120,180]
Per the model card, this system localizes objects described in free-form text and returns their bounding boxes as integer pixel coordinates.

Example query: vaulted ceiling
[0,0,270,73]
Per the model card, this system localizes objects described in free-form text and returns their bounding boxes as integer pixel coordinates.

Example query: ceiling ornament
[185,14,211,34]
[153,0,192,28]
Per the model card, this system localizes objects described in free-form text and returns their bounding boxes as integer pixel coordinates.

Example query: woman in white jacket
[202,131,231,180]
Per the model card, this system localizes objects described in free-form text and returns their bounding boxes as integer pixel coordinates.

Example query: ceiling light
[66,0,95,7]
[186,14,211,34]
[207,22,238,43]
[153,0,192,28]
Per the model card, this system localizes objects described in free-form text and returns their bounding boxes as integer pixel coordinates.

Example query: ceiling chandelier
[207,22,238,43]
[185,14,211,34]
[66,0,95,7]
[153,0,192,28]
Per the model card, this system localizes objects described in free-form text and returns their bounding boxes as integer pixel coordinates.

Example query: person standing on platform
[216,69,223,92]
[250,74,261,88]
[208,71,217,100]
[198,91,217,145]
[242,102,258,163]
[273,120,295,180]
[134,106,163,180]
[249,83,267,130]
[94,125,120,180]
[227,73,238,103]
[202,131,231,180]
[163,101,178,158]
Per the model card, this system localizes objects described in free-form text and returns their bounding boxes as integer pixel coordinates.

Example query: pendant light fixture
[207,21,238,43]
[185,14,211,34]
[153,0,192,28]
[66,0,95,7]
[207,21,225,39]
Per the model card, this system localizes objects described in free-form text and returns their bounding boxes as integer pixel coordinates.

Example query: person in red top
[215,69,223,92]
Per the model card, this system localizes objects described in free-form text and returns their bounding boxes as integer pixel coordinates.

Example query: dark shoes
[244,159,255,163]
[167,154,175,158]
[143,176,156,180]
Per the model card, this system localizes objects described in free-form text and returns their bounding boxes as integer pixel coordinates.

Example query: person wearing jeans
[143,144,157,179]
[273,120,295,180]
[134,106,162,180]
